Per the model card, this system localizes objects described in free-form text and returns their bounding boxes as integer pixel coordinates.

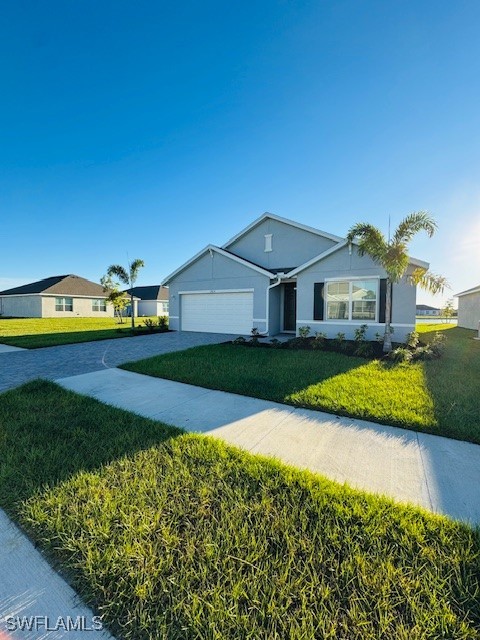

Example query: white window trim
[55,296,74,312]
[264,234,273,252]
[324,276,380,324]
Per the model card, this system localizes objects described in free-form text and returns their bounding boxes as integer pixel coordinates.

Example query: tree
[346,212,448,353]
[441,298,455,323]
[100,275,129,324]
[106,259,145,329]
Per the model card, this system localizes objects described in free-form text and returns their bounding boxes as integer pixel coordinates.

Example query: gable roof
[286,242,430,277]
[221,212,345,249]
[416,304,440,310]
[162,245,274,285]
[455,284,480,297]
[125,285,169,301]
[0,275,109,297]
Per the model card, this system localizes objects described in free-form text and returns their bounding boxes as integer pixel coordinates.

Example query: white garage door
[181,291,253,334]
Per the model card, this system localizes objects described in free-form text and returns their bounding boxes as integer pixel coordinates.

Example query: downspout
[259,274,283,336]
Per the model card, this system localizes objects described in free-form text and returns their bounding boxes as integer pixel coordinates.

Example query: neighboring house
[0,274,135,318]
[163,213,428,341]
[124,286,169,317]
[455,285,480,330]
[416,304,441,316]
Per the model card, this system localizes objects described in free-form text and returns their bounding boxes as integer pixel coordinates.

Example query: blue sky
[1,0,479,306]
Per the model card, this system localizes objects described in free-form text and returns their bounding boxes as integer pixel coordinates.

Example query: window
[92,299,107,312]
[159,301,169,314]
[264,234,273,252]
[325,279,378,321]
[55,297,73,312]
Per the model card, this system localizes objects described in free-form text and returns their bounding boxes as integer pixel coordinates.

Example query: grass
[0,316,158,348]
[122,325,480,444]
[1,381,479,639]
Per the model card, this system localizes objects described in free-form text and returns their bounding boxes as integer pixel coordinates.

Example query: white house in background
[124,286,169,317]
[416,304,441,316]
[455,284,480,330]
[0,274,132,318]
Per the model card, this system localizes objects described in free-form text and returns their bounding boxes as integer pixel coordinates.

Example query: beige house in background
[455,284,480,331]
[0,274,138,318]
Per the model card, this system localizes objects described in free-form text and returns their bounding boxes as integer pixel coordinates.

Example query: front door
[283,283,297,331]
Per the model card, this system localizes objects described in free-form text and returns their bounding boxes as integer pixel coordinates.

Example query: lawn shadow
[0,379,182,515]
[0,327,135,349]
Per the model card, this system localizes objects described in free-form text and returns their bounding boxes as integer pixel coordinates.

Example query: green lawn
[1,381,479,639]
[123,325,480,444]
[0,317,158,348]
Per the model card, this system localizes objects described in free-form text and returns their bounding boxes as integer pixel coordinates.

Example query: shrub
[333,332,346,350]
[143,318,158,331]
[269,338,282,348]
[312,332,327,350]
[390,347,413,363]
[232,336,246,345]
[249,328,261,346]
[298,326,311,339]
[354,342,374,358]
[158,316,168,331]
[406,331,420,349]
[429,331,447,356]
[354,324,368,342]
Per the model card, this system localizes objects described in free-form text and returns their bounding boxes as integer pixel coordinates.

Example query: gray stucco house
[0,274,131,318]
[163,213,428,341]
[455,284,480,331]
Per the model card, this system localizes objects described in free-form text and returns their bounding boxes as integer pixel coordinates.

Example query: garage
[181,291,253,334]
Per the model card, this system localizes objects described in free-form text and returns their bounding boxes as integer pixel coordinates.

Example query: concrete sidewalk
[58,368,480,524]
[0,510,114,639]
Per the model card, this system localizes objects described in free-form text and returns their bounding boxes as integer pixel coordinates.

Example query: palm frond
[107,264,129,285]
[409,268,449,294]
[129,259,145,282]
[392,211,437,245]
[346,223,388,263]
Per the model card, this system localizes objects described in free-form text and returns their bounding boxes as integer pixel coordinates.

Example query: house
[163,213,428,341]
[455,285,480,330]
[0,274,136,318]
[124,286,169,317]
[416,304,441,316]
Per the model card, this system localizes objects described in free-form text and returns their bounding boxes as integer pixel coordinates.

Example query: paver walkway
[0,331,232,393]
[58,367,480,524]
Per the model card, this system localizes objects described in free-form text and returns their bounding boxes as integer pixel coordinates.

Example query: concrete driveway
[58,367,480,525]
[0,331,232,393]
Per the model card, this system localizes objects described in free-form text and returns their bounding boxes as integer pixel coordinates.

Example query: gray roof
[124,285,169,301]
[416,304,440,311]
[0,275,108,297]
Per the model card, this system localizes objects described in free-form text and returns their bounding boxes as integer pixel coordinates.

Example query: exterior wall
[268,285,281,336]
[0,295,43,317]
[168,251,270,332]
[137,300,168,317]
[226,218,337,270]
[457,292,480,330]
[41,296,115,318]
[295,246,416,342]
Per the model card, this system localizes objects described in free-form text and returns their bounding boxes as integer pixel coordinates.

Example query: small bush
[158,316,168,331]
[298,326,311,339]
[249,327,261,346]
[333,332,346,351]
[406,331,420,349]
[269,338,282,348]
[353,324,368,342]
[232,336,246,345]
[390,347,413,363]
[429,331,447,356]
[312,332,327,350]
[143,318,159,331]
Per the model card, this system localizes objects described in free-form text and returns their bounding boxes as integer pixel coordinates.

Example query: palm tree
[106,259,145,329]
[346,212,447,352]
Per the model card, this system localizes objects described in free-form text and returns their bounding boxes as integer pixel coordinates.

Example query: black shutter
[378,279,392,323]
[313,283,324,321]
